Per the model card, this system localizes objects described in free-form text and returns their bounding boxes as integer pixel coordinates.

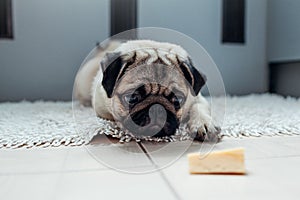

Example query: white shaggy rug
[0,94,300,148]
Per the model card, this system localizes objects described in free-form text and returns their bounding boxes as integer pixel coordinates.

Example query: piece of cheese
[188,148,246,174]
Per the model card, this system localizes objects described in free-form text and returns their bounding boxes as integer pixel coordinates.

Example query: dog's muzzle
[124,103,179,137]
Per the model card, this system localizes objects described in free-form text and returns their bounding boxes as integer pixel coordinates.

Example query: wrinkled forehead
[115,64,189,93]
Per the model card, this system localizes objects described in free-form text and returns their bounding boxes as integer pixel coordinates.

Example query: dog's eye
[172,95,185,108]
[124,93,141,105]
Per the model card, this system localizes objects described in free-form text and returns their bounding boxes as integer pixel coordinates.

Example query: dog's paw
[188,122,221,142]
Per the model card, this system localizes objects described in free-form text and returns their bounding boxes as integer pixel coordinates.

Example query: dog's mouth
[123,120,179,138]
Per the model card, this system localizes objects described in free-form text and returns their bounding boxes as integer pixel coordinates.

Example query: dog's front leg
[187,95,221,142]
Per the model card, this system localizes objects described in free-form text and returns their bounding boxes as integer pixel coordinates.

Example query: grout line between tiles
[51,147,72,200]
[138,142,182,200]
[0,168,111,177]
[0,164,155,177]
[245,154,300,161]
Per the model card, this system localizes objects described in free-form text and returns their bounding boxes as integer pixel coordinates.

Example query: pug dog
[75,40,220,141]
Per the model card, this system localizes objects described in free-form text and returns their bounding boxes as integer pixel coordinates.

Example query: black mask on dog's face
[121,85,182,137]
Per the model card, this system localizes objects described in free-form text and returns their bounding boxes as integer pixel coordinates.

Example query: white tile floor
[1,136,300,200]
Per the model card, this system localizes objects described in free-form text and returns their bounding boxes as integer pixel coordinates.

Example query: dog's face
[109,64,190,137]
[100,47,206,137]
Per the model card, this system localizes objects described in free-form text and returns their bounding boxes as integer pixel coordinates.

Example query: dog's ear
[101,52,125,98]
[179,57,207,96]
[101,52,135,98]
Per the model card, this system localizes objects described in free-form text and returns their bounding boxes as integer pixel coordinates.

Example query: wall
[268,0,300,97]
[0,0,109,101]
[139,0,268,95]
[0,0,270,101]
[268,0,300,62]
